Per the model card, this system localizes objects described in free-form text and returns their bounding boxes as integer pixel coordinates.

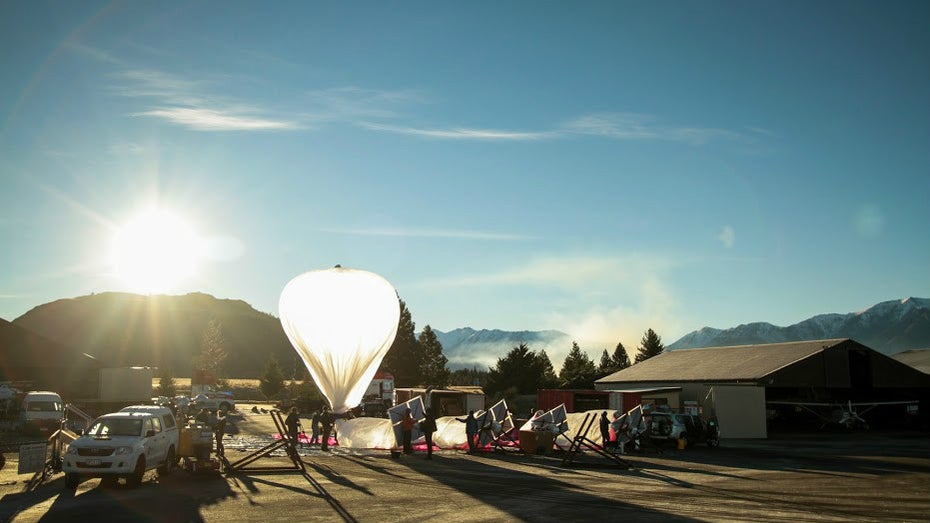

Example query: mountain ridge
[668,297,930,356]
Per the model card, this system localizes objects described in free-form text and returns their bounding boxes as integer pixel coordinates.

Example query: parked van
[63,406,179,489]
[21,391,63,434]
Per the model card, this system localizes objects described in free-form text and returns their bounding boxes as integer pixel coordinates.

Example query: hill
[668,297,930,356]
[12,292,298,378]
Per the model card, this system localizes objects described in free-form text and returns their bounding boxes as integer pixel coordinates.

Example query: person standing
[400,409,415,455]
[309,409,321,445]
[456,410,478,453]
[214,409,228,457]
[599,411,610,448]
[285,406,301,450]
[320,405,335,451]
[420,409,437,459]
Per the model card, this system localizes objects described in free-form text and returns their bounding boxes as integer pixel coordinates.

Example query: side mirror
[146,430,156,438]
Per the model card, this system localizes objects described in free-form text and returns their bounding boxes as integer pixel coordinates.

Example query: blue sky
[1,1,928,363]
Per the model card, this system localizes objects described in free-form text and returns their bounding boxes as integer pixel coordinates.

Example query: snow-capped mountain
[432,327,572,370]
[668,297,930,355]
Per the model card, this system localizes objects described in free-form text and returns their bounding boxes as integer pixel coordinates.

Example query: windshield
[88,418,143,437]
[26,401,62,412]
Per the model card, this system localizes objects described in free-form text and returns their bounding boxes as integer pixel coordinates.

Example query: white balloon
[279,267,400,414]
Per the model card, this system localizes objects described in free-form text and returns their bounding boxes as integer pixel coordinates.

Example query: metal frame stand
[227,410,305,474]
[560,412,631,468]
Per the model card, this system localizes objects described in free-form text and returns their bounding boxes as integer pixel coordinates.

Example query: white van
[63,407,179,489]
[21,391,63,434]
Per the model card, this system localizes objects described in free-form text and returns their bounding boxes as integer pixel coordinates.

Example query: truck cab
[63,409,178,489]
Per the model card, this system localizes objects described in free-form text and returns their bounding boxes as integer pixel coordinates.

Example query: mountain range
[6,293,928,378]
[668,297,930,356]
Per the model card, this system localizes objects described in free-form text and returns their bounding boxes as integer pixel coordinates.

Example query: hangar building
[595,338,930,438]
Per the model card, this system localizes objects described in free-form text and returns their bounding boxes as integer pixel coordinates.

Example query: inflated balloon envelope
[279,266,400,414]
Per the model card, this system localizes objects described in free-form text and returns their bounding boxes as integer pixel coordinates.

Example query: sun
[111,209,201,293]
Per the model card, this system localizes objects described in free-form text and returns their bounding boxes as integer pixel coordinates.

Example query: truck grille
[76,461,113,469]
[77,447,115,457]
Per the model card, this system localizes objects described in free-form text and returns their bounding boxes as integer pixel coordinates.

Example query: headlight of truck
[114,446,134,455]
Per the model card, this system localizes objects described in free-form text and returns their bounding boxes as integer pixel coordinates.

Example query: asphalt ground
[0,403,927,522]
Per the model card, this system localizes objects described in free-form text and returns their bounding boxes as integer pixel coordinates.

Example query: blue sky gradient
[2,1,928,360]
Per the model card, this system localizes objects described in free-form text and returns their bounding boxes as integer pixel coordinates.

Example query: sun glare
[111,209,201,293]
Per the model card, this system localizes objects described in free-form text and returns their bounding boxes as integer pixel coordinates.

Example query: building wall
[708,385,767,439]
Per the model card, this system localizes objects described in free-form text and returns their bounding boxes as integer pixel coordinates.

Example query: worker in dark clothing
[214,409,228,456]
[310,410,321,445]
[456,410,479,453]
[420,409,437,459]
[319,406,335,451]
[599,411,611,448]
[195,408,210,424]
[285,406,302,450]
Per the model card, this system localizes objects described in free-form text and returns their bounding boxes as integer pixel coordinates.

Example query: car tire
[707,436,720,448]
[101,475,119,487]
[64,473,80,490]
[127,457,145,488]
[158,447,175,475]
[219,402,231,412]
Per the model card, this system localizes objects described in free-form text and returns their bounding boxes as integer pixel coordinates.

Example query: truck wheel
[219,402,231,412]
[101,476,118,487]
[158,447,175,475]
[65,473,80,490]
[127,457,145,488]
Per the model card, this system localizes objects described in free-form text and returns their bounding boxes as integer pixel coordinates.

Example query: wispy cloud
[420,254,675,290]
[718,225,736,248]
[360,122,556,141]
[110,68,299,131]
[133,107,299,131]
[565,113,739,144]
[320,226,534,241]
[304,87,425,121]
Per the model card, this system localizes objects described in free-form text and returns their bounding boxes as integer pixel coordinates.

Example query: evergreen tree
[380,300,423,387]
[486,343,556,397]
[610,342,632,371]
[533,349,560,389]
[156,366,177,397]
[259,356,286,399]
[559,341,598,389]
[195,319,228,377]
[634,328,665,363]
[417,325,450,388]
[597,349,614,375]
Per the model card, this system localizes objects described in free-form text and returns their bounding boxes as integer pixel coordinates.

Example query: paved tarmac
[0,407,927,522]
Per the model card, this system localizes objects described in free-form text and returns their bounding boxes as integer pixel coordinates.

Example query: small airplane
[767,400,918,430]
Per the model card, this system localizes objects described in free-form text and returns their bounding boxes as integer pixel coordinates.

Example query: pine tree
[597,349,614,375]
[195,319,228,377]
[486,343,558,397]
[634,328,665,363]
[417,325,450,388]
[534,350,560,389]
[156,366,177,397]
[259,356,285,399]
[559,341,598,389]
[380,300,423,387]
[611,341,632,370]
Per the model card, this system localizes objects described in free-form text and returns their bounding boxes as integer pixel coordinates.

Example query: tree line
[161,299,668,403]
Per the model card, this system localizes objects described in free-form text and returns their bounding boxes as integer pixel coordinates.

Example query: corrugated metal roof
[596,338,850,384]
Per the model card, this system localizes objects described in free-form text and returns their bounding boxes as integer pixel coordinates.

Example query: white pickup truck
[63,406,179,488]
